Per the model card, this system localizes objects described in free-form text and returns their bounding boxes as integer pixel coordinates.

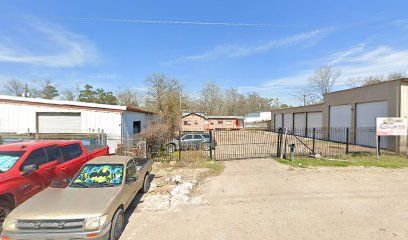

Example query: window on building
[226,120,232,125]
[184,121,188,126]
[218,120,223,124]
[195,121,199,125]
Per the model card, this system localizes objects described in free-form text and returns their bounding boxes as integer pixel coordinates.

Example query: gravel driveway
[121,158,408,240]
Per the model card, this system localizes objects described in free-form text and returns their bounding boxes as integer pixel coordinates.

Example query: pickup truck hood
[8,186,121,220]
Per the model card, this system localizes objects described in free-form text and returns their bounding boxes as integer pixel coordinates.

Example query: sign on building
[376,117,408,136]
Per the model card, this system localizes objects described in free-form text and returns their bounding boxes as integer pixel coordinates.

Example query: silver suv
[166,133,216,153]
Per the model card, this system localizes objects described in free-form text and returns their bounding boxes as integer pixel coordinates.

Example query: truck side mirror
[21,164,39,176]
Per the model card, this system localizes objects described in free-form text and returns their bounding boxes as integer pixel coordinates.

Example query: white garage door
[38,113,81,133]
[283,114,293,130]
[356,101,388,148]
[274,114,282,131]
[329,105,352,142]
[307,112,323,138]
[294,113,306,136]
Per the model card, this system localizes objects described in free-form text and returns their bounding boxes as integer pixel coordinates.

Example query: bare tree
[60,85,81,101]
[116,88,144,107]
[347,72,406,88]
[308,66,341,102]
[145,73,183,134]
[198,82,224,115]
[3,79,25,96]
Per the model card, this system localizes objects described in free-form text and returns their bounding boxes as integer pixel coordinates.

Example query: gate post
[277,128,283,157]
[346,128,349,155]
[178,130,181,161]
[312,128,316,155]
[209,129,213,160]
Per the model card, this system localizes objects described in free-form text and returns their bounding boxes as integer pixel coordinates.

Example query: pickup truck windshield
[0,151,24,173]
[70,164,124,188]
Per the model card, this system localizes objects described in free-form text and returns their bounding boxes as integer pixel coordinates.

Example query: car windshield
[70,164,124,188]
[0,151,24,173]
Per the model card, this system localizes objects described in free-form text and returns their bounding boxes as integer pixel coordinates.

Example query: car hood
[8,186,121,220]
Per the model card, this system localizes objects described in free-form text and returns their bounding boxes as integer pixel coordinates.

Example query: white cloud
[169,28,332,64]
[0,19,98,67]
[236,43,408,104]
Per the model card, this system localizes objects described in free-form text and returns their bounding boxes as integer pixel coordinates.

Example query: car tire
[202,142,211,151]
[109,208,125,240]
[141,174,151,193]
[0,199,12,229]
[167,144,176,153]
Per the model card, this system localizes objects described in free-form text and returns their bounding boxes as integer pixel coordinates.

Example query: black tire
[109,208,125,240]
[0,199,12,227]
[141,174,151,193]
[167,144,176,153]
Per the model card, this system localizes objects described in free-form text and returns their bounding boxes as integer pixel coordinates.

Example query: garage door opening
[37,112,81,133]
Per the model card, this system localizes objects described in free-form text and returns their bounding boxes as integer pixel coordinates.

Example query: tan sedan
[1,155,152,240]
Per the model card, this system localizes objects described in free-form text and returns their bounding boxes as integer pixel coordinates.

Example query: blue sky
[0,0,408,105]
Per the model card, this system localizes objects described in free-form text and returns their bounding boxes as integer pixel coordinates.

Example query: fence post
[377,136,381,157]
[277,128,282,157]
[178,130,181,161]
[312,128,316,155]
[346,128,349,155]
[209,129,213,160]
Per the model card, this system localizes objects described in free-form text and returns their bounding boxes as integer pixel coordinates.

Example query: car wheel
[142,174,151,193]
[167,144,176,153]
[109,208,125,240]
[202,142,211,151]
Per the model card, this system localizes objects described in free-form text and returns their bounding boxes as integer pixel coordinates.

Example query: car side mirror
[126,176,137,184]
[21,164,39,176]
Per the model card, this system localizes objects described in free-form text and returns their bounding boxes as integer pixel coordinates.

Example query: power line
[64,17,303,27]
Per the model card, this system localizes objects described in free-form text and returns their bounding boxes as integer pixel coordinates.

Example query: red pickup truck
[0,140,109,224]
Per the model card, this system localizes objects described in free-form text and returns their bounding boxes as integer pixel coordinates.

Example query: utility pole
[23,83,29,97]
[303,94,307,106]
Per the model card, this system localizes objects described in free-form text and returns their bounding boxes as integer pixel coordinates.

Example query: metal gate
[213,130,279,160]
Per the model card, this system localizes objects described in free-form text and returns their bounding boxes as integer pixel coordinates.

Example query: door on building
[274,114,282,132]
[294,113,306,136]
[307,112,323,138]
[356,101,388,148]
[283,114,293,131]
[37,112,81,133]
[329,105,352,142]
[133,121,141,135]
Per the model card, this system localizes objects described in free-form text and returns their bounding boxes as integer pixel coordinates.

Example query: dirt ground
[120,158,408,240]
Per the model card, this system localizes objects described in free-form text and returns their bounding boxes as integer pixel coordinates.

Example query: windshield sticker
[74,165,123,185]
[0,155,20,172]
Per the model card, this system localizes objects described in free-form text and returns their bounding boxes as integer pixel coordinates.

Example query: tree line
[1,73,289,116]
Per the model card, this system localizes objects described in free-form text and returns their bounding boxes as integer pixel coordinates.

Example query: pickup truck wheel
[109,209,125,240]
[142,174,150,193]
[0,199,11,226]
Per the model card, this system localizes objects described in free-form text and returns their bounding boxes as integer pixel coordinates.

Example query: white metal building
[0,95,154,153]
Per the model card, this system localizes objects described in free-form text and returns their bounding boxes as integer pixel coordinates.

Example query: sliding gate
[213,130,279,160]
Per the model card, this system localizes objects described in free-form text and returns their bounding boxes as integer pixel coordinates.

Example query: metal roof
[0,95,154,114]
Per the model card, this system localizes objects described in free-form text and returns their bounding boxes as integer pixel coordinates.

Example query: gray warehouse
[271,79,408,153]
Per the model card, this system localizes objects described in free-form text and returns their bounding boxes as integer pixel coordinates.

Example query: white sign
[376,117,408,136]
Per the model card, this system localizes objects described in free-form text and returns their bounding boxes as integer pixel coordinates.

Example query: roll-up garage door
[294,113,306,136]
[356,101,388,148]
[283,113,293,131]
[307,112,323,138]
[37,112,81,133]
[329,105,352,142]
[274,114,282,131]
